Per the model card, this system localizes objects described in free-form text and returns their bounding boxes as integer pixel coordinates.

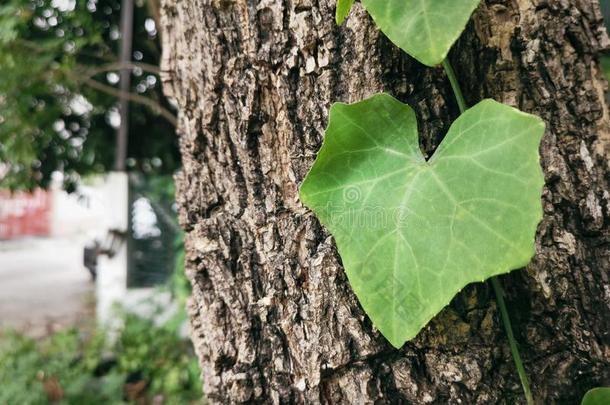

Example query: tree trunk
[159,0,610,403]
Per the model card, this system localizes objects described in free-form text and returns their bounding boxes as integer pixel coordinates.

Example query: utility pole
[98,0,133,332]
[115,0,134,171]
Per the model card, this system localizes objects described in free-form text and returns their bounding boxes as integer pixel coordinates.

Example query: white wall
[95,172,129,329]
[50,176,105,238]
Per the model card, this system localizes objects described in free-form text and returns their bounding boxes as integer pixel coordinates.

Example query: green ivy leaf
[300,94,544,347]
[336,0,356,25]
[582,388,610,405]
[359,0,481,66]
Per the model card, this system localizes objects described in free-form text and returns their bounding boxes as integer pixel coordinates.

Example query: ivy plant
[302,0,609,403]
[581,388,610,405]
[300,95,544,347]
[298,0,555,403]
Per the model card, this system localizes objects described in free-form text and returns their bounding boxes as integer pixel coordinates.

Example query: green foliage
[335,0,355,25]
[338,0,481,66]
[324,0,545,401]
[581,388,610,405]
[300,94,544,347]
[0,314,202,404]
[0,0,178,190]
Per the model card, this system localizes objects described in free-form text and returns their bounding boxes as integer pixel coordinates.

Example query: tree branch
[82,61,162,78]
[10,35,177,127]
[79,77,177,127]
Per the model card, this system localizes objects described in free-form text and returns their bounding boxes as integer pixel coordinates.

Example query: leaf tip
[335,0,355,26]
[387,339,406,349]
[379,321,419,349]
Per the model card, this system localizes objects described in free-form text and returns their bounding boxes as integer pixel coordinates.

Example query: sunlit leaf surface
[300,94,544,347]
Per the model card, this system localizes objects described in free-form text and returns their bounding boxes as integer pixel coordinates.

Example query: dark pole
[115,0,134,171]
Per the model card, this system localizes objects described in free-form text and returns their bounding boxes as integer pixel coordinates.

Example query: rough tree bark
[159,0,610,403]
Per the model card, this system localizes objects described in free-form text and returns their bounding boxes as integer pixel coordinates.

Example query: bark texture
[160,0,610,403]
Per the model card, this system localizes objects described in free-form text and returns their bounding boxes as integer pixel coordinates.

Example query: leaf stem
[441,57,534,405]
[491,278,535,405]
[441,59,467,113]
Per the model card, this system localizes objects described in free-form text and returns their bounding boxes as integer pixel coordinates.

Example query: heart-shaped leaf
[300,94,544,347]
[582,388,610,405]
[336,0,356,25]
[353,0,481,66]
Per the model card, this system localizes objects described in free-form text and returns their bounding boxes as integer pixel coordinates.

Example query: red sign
[0,189,52,240]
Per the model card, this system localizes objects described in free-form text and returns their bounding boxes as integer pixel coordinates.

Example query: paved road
[0,236,94,337]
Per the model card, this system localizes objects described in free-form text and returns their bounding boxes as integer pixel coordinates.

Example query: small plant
[0,313,202,404]
[301,0,547,402]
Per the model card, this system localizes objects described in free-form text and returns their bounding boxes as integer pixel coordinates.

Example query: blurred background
[2,0,610,404]
[0,0,202,403]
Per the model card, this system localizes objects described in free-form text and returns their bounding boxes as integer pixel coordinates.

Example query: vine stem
[441,58,535,405]
[491,278,535,405]
[441,59,467,114]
